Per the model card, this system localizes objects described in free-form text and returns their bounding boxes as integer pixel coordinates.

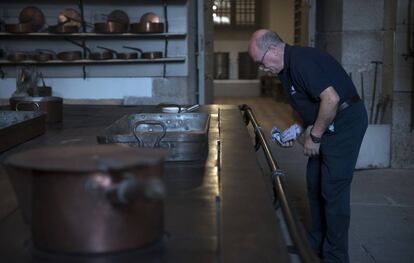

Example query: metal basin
[0,111,46,152]
[97,113,210,162]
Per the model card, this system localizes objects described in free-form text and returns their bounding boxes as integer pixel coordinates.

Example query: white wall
[213,0,295,80]
[214,40,250,79]
[0,77,152,100]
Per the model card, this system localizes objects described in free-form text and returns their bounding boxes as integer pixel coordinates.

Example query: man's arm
[304,86,339,156]
[311,86,340,136]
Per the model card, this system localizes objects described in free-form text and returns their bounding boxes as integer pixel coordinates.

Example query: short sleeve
[292,55,332,99]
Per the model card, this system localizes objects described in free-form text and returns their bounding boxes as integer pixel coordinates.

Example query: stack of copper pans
[5,6,44,33]
[130,12,164,33]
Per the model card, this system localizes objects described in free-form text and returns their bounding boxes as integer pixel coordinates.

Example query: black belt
[338,95,361,112]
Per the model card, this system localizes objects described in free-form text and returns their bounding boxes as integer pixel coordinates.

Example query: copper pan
[7,52,29,62]
[97,46,138,60]
[130,22,164,34]
[123,46,163,59]
[140,12,160,23]
[64,38,113,60]
[95,9,129,33]
[32,49,55,62]
[5,23,34,33]
[57,51,82,61]
[19,6,45,32]
[58,38,84,60]
[94,21,128,34]
[48,24,79,34]
[57,8,81,27]
[57,15,94,32]
[106,10,130,24]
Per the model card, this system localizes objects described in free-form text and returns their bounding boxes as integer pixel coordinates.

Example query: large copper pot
[5,145,168,254]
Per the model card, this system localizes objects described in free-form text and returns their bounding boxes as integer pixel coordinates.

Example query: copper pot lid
[19,6,45,32]
[107,9,129,24]
[5,144,169,173]
[57,8,81,28]
[140,12,160,23]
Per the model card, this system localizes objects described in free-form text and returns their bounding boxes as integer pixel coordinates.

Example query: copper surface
[123,46,163,59]
[33,51,54,62]
[5,23,33,33]
[141,51,163,59]
[48,24,79,34]
[19,6,45,32]
[130,22,164,33]
[6,145,168,172]
[140,12,161,23]
[5,144,168,253]
[117,52,138,59]
[89,50,113,60]
[57,8,81,28]
[94,21,128,34]
[97,46,138,60]
[107,9,130,24]
[57,51,82,61]
[6,52,28,62]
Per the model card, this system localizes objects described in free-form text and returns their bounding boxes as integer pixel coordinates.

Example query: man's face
[251,45,279,75]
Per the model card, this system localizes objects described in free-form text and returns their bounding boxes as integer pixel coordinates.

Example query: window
[213,0,260,29]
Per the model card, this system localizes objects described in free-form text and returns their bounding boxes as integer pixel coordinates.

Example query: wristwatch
[310,133,322,144]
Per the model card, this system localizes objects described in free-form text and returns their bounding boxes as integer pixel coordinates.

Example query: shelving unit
[0,32,187,39]
[0,57,186,65]
[0,0,188,79]
[0,0,203,105]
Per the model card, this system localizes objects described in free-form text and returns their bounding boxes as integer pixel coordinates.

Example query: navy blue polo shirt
[277,44,358,126]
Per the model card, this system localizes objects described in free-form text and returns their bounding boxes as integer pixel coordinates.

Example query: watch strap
[310,133,321,143]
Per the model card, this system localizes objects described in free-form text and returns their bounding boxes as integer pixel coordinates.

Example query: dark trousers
[306,102,368,263]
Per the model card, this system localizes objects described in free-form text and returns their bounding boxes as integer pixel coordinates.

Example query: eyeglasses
[257,46,270,70]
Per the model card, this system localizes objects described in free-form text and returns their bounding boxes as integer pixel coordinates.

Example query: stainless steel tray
[0,111,46,152]
[97,113,210,161]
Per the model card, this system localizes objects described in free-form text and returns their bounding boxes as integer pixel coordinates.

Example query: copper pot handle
[132,120,167,148]
[181,104,200,113]
[84,172,165,204]
[115,174,166,203]
[156,103,182,113]
[15,101,40,112]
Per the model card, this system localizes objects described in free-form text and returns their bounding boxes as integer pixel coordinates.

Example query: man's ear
[267,45,277,56]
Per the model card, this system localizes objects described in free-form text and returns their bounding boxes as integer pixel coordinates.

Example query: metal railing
[239,104,321,263]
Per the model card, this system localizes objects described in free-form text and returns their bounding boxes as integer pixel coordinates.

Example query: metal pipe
[409,0,414,130]
[239,104,321,263]
[370,61,382,124]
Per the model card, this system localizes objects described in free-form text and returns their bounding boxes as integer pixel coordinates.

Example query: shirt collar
[277,44,292,78]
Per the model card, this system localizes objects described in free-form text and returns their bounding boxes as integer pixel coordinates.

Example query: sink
[97,113,210,162]
[0,111,46,152]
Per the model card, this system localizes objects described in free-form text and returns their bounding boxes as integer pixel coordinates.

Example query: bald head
[248,29,286,75]
[248,29,284,57]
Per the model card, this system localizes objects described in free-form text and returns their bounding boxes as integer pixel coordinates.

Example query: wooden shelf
[0,32,187,39]
[0,57,186,66]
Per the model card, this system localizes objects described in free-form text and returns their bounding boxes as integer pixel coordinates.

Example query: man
[248,29,368,263]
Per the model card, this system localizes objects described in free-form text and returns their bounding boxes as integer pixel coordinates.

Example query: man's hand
[304,135,320,156]
[281,124,302,142]
[280,140,295,148]
[271,126,296,148]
